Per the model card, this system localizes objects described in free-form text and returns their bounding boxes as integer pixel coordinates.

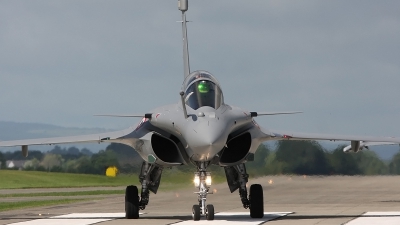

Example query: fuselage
[134,71,264,166]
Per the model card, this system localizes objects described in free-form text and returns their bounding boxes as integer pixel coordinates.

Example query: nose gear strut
[192,161,215,221]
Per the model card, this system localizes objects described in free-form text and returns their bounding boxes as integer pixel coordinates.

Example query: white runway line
[53,213,126,218]
[7,213,136,225]
[6,212,290,225]
[7,218,113,225]
[346,212,400,225]
[173,212,292,225]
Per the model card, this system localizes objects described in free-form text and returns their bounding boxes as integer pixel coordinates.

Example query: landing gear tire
[192,205,201,221]
[125,185,139,219]
[249,184,264,218]
[205,204,214,220]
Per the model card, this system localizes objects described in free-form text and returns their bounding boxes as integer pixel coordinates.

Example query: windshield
[185,80,223,110]
[183,71,224,110]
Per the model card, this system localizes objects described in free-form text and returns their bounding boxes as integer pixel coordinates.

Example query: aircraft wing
[362,141,399,147]
[0,127,137,147]
[259,128,400,143]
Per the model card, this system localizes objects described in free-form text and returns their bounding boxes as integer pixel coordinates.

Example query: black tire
[249,184,264,218]
[192,205,201,221]
[125,185,139,219]
[206,204,214,220]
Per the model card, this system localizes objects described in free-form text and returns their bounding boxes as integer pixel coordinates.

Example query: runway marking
[346,212,400,225]
[52,213,126,218]
[6,212,290,225]
[7,213,136,225]
[173,212,292,224]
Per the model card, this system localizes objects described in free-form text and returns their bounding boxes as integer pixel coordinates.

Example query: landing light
[194,172,200,187]
[206,172,212,186]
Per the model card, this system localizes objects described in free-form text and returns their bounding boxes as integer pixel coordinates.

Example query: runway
[2,176,400,225]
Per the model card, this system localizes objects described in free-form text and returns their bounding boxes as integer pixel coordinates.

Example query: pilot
[197,80,210,93]
[197,80,215,108]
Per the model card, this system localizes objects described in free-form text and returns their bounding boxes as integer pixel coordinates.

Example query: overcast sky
[0,0,399,138]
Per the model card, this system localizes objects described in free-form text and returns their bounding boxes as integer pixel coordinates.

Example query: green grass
[0,169,226,190]
[0,190,125,198]
[0,199,90,212]
[0,170,134,189]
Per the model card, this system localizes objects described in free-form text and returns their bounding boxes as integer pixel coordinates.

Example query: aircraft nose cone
[198,131,224,149]
[185,120,227,161]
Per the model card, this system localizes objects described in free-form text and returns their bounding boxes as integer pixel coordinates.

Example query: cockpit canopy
[183,71,224,110]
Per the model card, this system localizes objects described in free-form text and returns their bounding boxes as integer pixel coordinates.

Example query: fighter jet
[1,0,400,221]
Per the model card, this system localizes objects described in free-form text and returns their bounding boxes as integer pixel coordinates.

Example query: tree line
[1,140,400,175]
[0,143,141,174]
[247,140,400,176]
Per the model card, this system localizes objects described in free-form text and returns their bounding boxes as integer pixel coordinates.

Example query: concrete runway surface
[2,176,400,225]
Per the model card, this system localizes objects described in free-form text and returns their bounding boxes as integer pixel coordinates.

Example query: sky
[0,0,399,138]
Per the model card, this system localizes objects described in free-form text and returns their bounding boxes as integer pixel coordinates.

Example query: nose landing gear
[192,161,215,221]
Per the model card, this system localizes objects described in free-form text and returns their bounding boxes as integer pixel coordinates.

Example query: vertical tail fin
[178,0,190,78]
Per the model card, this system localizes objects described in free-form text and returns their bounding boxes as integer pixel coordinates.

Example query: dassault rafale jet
[1,0,400,221]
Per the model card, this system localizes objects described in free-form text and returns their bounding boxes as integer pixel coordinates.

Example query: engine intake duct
[219,132,251,165]
[151,134,183,164]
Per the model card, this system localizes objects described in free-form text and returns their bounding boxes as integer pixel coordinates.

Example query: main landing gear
[125,162,163,219]
[225,163,264,218]
[192,161,215,221]
[125,162,263,220]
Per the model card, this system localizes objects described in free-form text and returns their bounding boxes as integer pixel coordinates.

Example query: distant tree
[246,144,271,175]
[76,156,97,174]
[50,165,63,172]
[28,151,45,161]
[91,149,120,174]
[327,146,361,175]
[62,153,82,161]
[36,165,46,171]
[67,147,80,155]
[80,148,93,156]
[63,159,79,173]
[40,154,62,171]
[389,152,400,174]
[24,158,41,170]
[352,150,388,175]
[0,152,5,169]
[105,143,142,174]
[49,146,65,155]
[106,143,140,163]
[119,163,141,174]
[263,151,292,175]
[274,140,330,175]
[4,150,43,161]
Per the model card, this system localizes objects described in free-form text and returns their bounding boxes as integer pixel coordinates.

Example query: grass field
[0,169,226,190]
[0,199,91,212]
[0,170,134,189]
[0,190,125,198]
[0,170,227,212]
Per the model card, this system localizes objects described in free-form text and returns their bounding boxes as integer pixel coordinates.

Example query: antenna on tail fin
[178,0,190,78]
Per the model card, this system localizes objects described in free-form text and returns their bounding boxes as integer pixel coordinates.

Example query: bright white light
[206,173,212,186]
[194,173,200,187]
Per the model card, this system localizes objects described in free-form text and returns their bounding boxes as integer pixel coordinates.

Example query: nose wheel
[192,205,200,221]
[192,161,215,221]
[205,204,214,220]
[191,204,215,221]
